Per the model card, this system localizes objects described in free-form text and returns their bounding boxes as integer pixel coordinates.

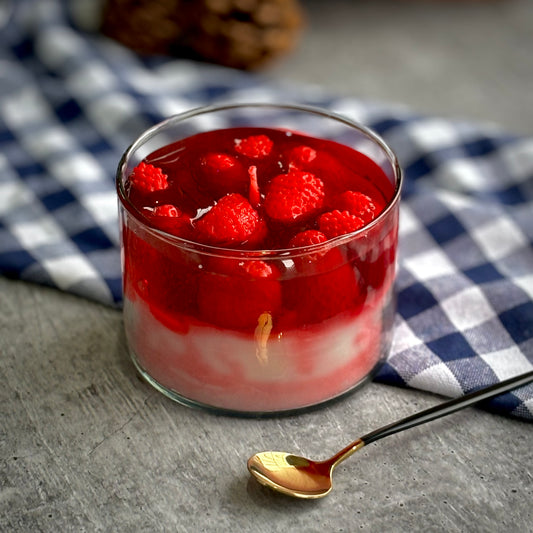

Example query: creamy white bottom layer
[124,292,392,413]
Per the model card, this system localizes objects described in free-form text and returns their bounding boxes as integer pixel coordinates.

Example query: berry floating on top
[288,229,328,248]
[318,209,364,239]
[289,229,330,265]
[199,152,248,197]
[333,190,377,225]
[264,170,325,224]
[234,134,274,159]
[194,193,265,247]
[129,162,169,193]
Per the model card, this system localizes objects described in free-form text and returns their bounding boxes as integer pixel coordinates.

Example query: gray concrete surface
[2,1,532,532]
[1,277,532,532]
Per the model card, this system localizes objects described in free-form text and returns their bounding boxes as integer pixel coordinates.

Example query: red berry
[148,204,192,238]
[318,210,364,239]
[129,162,168,193]
[198,153,248,197]
[288,230,329,269]
[202,153,235,171]
[151,204,181,217]
[334,191,377,225]
[286,145,317,170]
[198,259,281,330]
[289,230,328,248]
[194,193,265,247]
[241,258,274,278]
[234,134,273,159]
[264,171,325,224]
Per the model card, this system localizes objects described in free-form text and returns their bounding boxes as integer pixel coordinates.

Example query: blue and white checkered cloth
[1,0,532,419]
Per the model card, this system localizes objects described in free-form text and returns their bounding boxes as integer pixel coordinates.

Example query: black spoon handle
[362,371,533,446]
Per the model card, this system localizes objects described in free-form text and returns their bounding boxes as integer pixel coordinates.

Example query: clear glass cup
[116,103,402,415]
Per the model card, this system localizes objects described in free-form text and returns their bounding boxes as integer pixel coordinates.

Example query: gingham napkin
[1,1,532,419]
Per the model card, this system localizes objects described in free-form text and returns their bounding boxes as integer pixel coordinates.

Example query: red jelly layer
[122,127,397,333]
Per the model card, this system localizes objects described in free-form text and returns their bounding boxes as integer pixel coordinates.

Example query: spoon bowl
[247,371,533,499]
[248,451,339,499]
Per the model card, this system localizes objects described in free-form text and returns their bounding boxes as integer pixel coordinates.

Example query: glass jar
[116,103,402,415]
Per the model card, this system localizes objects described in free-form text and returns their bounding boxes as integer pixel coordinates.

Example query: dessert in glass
[116,103,402,415]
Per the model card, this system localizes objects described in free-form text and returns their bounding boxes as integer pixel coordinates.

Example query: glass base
[130,348,383,418]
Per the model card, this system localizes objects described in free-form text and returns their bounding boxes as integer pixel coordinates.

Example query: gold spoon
[247,370,533,499]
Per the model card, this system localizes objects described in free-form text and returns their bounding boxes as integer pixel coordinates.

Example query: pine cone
[101,0,188,56]
[100,0,304,70]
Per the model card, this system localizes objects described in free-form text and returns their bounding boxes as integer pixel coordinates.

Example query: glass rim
[116,102,403,259]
